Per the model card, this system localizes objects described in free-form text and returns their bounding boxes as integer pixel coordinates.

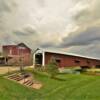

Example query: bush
[47,58,59,78]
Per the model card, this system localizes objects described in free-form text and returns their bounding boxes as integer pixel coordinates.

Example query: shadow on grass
[51,77,66,81]
[25,69,67,81]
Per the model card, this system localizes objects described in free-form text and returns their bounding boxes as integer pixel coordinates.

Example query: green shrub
[46,58,59,78]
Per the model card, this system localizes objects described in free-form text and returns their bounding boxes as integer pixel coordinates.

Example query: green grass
[0,71,100,100]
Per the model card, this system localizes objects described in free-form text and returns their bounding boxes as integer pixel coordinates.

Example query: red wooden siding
[2,43,32,66]
[45,52,100,67]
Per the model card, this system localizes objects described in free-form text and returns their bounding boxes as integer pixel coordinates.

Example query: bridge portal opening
[35,53,42,66]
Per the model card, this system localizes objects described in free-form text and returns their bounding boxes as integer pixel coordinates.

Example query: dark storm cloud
[60,27,100,47]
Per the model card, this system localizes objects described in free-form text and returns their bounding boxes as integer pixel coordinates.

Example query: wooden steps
[6,73,42,89]
[8,74,23,81]
[23,80,33,86]
[7,73,34,87]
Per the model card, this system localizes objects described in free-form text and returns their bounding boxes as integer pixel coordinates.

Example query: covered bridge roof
[34,48,100,61]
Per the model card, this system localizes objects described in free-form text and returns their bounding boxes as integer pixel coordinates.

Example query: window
[52,55,61,60]
[74,60,80,63]
[35,53,42,65]
[56,59,61,63]
[87,60,90,64]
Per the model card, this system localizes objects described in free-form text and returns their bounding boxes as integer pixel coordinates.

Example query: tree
[19,57,23,72]
[47,57,58,78]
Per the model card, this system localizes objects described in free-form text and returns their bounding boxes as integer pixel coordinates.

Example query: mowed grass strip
[40,74,98,100]
[0,72,100,100]
[45,76,98,100]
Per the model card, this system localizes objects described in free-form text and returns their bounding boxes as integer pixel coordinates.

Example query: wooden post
[33,53,35,68]
[42,51,45,66]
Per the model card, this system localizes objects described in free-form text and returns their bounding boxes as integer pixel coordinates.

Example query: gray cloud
[72,0,100,25]
[0,0,17,32]
[36,0,46,7]
[0,0,100,58]
[40,42,55,48]
[66,43,100,58]
[0,0,17,15]
[0,1,11,13]
[60,27,100,47]
[74,9,90,23]
[14,26,37,36]
[59,0,100,49]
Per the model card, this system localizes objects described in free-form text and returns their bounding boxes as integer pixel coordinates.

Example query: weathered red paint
[45,52,100,68]
[2,43,32,66]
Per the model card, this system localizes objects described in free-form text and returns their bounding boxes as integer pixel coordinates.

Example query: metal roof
[35,48,100,60]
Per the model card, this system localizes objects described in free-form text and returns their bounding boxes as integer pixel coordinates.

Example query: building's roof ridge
[3,45,16,47]
[37,48,100,60]
[3,43,31,50]
[17,43,31,50]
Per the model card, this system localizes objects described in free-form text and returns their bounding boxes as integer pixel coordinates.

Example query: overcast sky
[0,0,100,58]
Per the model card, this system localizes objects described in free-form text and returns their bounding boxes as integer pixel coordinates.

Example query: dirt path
[0,66,19,74]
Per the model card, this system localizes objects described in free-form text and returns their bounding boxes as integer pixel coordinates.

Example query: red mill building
[33,48,100,68]
[2,43,32,66]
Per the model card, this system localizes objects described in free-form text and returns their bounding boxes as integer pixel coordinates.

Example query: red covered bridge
[33,48,100,68]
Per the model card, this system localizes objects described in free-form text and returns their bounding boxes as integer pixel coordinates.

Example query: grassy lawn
[0,70,100,100]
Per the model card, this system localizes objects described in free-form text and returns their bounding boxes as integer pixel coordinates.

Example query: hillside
[0,71,100,100]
